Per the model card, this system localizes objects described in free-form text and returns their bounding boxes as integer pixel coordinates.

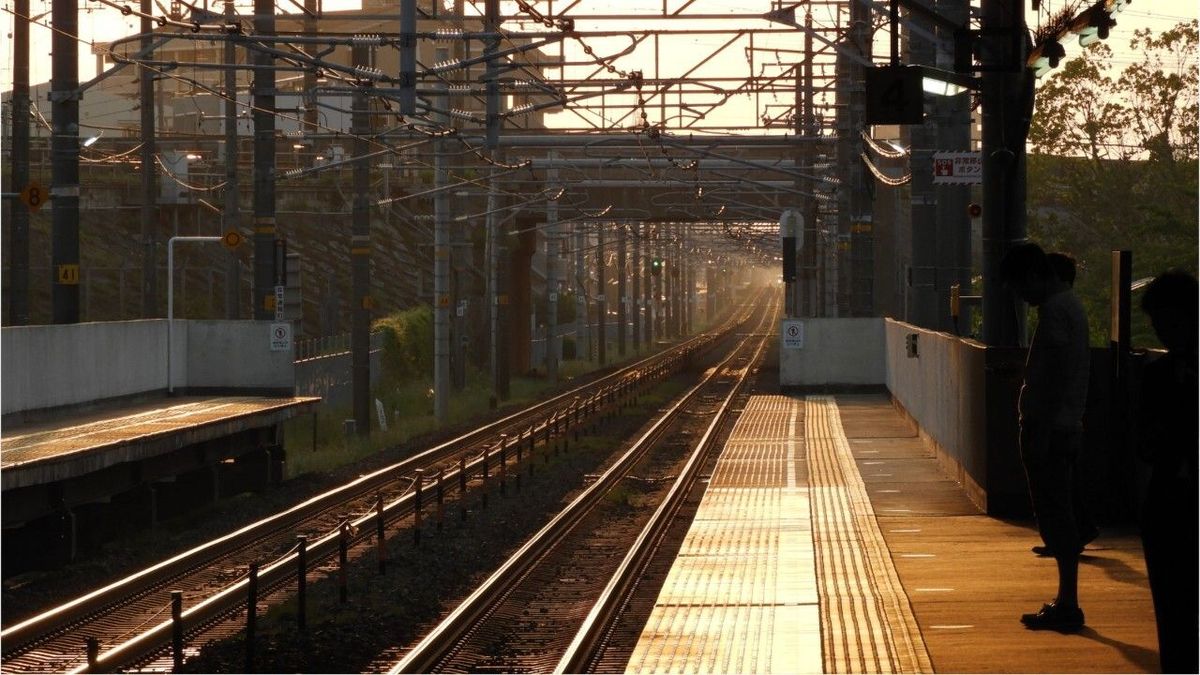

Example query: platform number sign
[865,65,924,125]
[57,264,80,285]
[782,320,805,350]
[20,181,46,213]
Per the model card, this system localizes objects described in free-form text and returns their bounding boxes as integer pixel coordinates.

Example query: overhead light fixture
[185,153,201,160]
[922,76,967,96]
[82,130,103,147]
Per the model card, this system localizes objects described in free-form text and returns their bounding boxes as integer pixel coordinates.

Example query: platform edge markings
[806,395,934,674]
[627,395,821,674]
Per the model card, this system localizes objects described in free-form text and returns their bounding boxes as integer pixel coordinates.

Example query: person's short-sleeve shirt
[1019,289,1090,427]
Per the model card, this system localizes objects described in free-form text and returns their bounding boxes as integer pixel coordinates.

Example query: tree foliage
[1027,21,1198,347]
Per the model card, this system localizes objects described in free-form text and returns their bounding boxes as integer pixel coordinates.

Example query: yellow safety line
[806,396,933,674]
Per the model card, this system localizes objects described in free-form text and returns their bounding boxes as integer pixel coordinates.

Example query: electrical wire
[860,151,911,186]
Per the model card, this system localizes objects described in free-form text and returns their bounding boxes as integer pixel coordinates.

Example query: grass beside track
[284,348,662,479]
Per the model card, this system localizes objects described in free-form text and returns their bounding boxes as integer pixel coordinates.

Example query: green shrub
[374,306,434,382]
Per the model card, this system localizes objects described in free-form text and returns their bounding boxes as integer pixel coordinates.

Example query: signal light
[650,258,663,276]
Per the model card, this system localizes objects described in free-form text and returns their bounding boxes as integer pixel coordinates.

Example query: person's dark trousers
[1142,482,1198,674]
[1020,422,1083,557]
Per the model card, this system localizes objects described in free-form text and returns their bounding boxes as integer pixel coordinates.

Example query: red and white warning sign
[932,152,982,184]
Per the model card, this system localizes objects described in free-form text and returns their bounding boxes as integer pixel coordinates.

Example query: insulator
[435,29,464,41]
[353,65,384,79]
[351,34,383,45]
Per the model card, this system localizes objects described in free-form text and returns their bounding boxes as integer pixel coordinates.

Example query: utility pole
[488,169,501,383]
[907,5,938,329]
[483,0,509,398]
[617,222,626,357]
[663,225,673,338]
[574,217,587,362]
[683,225,692,334]
[51,0,81,323]
[653,226,662,341]
[139,0,156,318]
[8,0,31,325]
[351,43,371,436]
[303,0,318,134]
[848,0,873,317]
[223,0,240,319]
[643,223,651,345]
[631,221,641,352]
[936,0,972,330]
[981,0,1029,346]
[801,12,818,318]
[597,222,607,365]
[252,0,278,320]
[433,47,451,424]
[545,155,559,383]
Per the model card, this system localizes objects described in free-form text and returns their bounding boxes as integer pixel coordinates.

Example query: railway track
[0,292,765,675]
[389,290,780,673]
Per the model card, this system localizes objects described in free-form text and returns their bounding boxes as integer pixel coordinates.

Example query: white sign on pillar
[270,322,293,351]
[782,320,804,349]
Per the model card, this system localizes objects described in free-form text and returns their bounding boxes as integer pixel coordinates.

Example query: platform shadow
[1076,626,1159,672]
[1080,552,1149,586]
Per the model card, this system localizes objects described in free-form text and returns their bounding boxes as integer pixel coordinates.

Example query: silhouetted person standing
[1137,270,1198,674]
[1000,242,1090,632]
[1025,252,1099,557]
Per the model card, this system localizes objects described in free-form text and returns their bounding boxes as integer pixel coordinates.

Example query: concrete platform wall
[3,320,294,415]
[778,318,886,387]
[883,321,992,510]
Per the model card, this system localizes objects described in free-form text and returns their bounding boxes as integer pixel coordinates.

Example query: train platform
[2,395,320,490]
[628,394,1159,673]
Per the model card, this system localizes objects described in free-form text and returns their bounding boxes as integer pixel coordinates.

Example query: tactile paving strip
[628,395,821,674]
[806,396,933,674]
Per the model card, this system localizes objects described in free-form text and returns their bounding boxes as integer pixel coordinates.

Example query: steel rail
[555,305,776,673]
[389,291,776,674]
[0,294,751,673]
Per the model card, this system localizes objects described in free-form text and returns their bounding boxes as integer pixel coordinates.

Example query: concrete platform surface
[1,396,319,490]
[628,393,1158,673]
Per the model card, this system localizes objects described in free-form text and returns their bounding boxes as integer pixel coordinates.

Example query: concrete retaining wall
[779,318,885,387]
[2,320,294,415]
[884,320,992,510]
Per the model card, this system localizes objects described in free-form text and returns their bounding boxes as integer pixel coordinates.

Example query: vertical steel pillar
[597,222,607,365]
[907,5,938,329]
[139,0,157,318]
[223,0,241,319]
[981,0,1029,346]
[936,0,973,328]
[545,156,559,382]
[8,0,31,325]
[631,221,641,351]
[617,222,627,356]
[433,52,451,423]
[350,44,371,435]
[51,0,81,323]
[252,0,277,320]
[848,0,874,316]
[574,218,587,361]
